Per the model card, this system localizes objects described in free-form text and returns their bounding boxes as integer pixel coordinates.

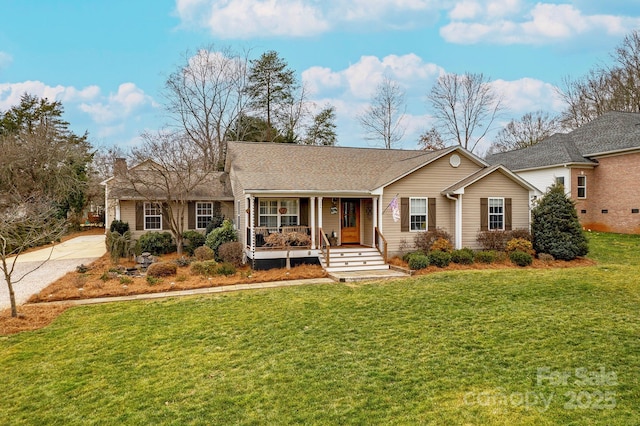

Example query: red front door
[341,199,360,244]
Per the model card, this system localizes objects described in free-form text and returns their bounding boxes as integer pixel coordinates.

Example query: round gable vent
[450,154,461,168]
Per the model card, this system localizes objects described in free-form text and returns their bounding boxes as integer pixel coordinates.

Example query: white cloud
[175,0,328,38]
[0,81,73,110]
[305,54,442,100]
[80,83,156,124]
[341,0,434,22]
[301,54,445,148]
[174,0,442,37]
[441,2,640,45]
[301,54,567,149]
[491,77,564,114]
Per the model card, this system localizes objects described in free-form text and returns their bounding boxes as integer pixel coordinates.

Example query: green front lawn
[1,232,639,425]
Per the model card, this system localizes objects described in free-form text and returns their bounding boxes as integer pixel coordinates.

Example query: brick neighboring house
[486,111,640,234]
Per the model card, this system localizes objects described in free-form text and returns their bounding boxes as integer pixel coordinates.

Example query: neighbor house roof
[225,142,486,194]
[486,133,597,171]
[486,111,640,171]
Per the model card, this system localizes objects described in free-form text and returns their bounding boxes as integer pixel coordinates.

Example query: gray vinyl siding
[461,171,530,249]
[382,153,481,255]
[118,200,232,240]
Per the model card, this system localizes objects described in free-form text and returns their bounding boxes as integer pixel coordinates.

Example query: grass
[0,232,638,424]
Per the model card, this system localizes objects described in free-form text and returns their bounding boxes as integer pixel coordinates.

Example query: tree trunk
[8,278,17,317]
[286,248,291,270]
[175,234,184,256]
[1,258,18,317]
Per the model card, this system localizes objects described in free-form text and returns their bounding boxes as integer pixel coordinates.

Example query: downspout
[445,193,462,250]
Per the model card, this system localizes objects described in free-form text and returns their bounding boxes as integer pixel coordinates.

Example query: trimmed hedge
[475,250,498,264]
[190,260,218,276]
[407,253,429,270]
[428,250,451,268]
[451,248,474,265]
[509,250,533,267]
[147,262,178,277]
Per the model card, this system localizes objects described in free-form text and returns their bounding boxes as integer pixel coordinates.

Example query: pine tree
[531,183,588,260]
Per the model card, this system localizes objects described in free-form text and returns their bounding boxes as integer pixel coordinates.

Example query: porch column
[372,196,378,245]
[249,195,255,252]
[115,198,121,221]
[318,197,323,238]
[455,195,463,250]
[377,194,384,234]
[310,197,316,249]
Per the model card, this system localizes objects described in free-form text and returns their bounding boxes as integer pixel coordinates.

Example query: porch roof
[226,142,476,193]
[441,164,541,195]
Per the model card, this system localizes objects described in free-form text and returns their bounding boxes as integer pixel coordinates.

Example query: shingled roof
[486,111,640,171]
[226,142,485,193]
[106,160,234,201]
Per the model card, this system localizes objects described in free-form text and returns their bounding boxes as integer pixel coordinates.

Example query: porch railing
[374,227,388,262]
[248,226,312,249]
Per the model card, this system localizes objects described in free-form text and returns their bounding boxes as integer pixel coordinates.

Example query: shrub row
[476,229,532,251]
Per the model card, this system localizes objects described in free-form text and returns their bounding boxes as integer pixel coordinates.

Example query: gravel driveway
[0,234,106,310]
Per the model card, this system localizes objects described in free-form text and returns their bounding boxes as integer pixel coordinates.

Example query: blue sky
[1,0,639,154]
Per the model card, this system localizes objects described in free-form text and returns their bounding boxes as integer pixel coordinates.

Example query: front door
[341,199,360,244]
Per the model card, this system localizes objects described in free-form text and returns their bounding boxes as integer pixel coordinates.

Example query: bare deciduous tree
[560,30,640,129]
[1,200,66,317]
[127,131,219,255]
[358,76,407,149]
[163,45,249,169]
[427,72,502,153]
[489,111,562,153]
[0,94,91,317]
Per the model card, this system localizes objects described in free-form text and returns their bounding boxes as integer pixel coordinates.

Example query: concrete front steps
[319,247,390,273]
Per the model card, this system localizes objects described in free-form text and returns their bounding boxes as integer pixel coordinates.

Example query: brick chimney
[114,158,127,177]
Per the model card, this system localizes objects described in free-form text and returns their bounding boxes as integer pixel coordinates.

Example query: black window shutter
[188,202,196,229]
[480,198,488,231]
[400,198,409,232]
[135,202,143,230]
[505,198,512,231]
[428,198,436,231]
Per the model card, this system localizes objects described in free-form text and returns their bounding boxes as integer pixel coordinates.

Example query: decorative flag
[390,196,400,223]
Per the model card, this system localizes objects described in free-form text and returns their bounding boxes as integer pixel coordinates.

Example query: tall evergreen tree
[244,50,296,142]
[304,105,337,146]
[531,183,588,260]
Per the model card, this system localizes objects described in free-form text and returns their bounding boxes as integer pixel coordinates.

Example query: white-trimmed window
[410,198,427,231]
[556,176,565,186]
[259,199,299,228]
[196,202,213,229]
[488,198,504,230]
[144,202,162,230]
[577,176,587,199]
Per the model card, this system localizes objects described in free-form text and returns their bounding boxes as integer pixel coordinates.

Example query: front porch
[243,196,390,272]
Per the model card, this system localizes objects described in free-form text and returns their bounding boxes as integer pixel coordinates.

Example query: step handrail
[374,227,388,262]
[318,228,331,267]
